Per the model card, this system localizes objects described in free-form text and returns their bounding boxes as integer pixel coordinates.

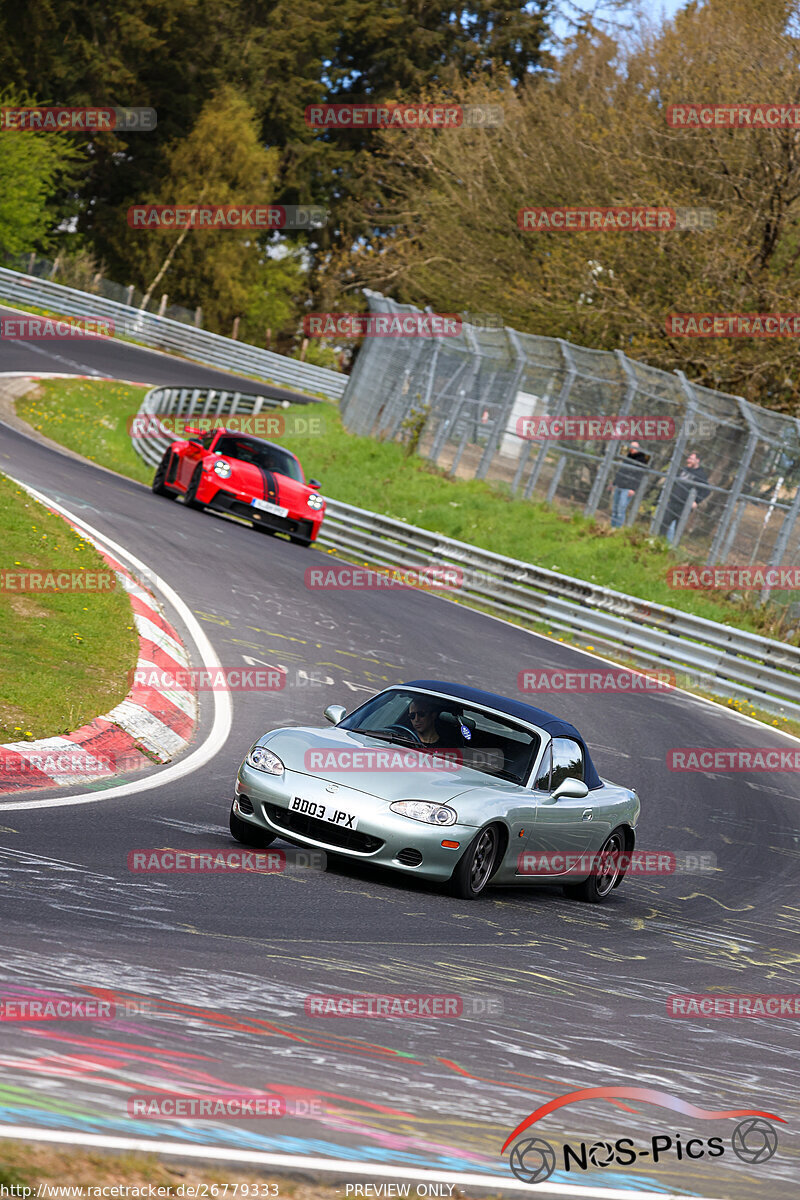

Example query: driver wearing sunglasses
[407,700,442,746]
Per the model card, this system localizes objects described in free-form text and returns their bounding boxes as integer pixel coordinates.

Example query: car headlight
[246,745,284,774]
[390,800,457,826]
[306,493,324,511]
[213,459,232,478]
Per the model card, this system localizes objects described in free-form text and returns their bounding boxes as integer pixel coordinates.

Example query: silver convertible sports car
[231,680,640,901]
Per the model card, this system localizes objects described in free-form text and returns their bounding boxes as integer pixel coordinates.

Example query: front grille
[264,802,383,853]
[209,494,311,536]
[237,794,254,815]
[396,848,423,867]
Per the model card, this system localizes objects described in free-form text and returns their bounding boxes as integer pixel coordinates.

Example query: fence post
[706,400,759,564]
[650,371,697,536]
[761,420,800,602]
[584,350,637,518]
[672,486,698,547]
[475,328,527,480]
[524,340,576,500]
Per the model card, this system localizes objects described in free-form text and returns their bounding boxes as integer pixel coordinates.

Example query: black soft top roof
[404,679,603,790]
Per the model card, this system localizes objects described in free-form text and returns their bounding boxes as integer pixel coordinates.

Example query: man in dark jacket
[659,451,710,543]
[610,440,648,527]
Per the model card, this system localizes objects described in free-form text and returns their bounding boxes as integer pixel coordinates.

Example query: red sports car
[151,426,325,546]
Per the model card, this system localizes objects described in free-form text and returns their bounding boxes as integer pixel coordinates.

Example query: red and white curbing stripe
[0,548,197,795]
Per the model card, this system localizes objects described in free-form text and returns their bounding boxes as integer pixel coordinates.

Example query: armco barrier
[131,386,800,720]
[0,267,346,401]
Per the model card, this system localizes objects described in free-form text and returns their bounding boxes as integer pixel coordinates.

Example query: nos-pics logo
[503,1087,782,1184]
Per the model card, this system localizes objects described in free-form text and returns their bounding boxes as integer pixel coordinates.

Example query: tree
[106,87,305,338]
[332,0,800,414]
[0,88,86,256]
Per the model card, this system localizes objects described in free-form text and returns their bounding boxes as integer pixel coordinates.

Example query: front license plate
[251,498,288,517]
[290,796,358,829]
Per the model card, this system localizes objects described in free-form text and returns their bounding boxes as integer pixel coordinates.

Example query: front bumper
[234,763,476,882]
[199,480,322,541]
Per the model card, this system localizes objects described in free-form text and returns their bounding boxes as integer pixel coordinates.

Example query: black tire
[229,805,276,848]
[152,451,176,498]
[185,464,204,509]
[448,824,501,899]
[563,828,627,903]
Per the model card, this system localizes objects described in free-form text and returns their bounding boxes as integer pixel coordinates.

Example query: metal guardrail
[0,267,347,400]
[131,385,285,468]
[131,386,800,719]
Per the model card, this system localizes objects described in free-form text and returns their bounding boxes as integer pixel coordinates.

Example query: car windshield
[214,436,304,482]
[340,689,541,785]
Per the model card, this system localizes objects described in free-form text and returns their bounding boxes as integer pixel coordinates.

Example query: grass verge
[10,380,798,736]
[16,380,798,641]
[16,378,153,484]
[0,473,139,742]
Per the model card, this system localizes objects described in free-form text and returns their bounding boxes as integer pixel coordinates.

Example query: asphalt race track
[1,359,799,1197]
[0,305,316,402]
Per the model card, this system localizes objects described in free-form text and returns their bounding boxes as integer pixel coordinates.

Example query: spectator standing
[610,440,649,528]
[659,451,710,543]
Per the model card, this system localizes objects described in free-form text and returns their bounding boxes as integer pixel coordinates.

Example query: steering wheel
[379,723,422,744]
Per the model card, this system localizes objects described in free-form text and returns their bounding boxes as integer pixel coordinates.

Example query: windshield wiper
[357,729,421,748]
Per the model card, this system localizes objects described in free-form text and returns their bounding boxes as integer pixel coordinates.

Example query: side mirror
[308,479,321,489]
[551,778,589,801]
[183,424,203,440]
[324,704,347,725]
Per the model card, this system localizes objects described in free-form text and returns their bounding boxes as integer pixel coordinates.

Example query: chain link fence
[340,292,800,594]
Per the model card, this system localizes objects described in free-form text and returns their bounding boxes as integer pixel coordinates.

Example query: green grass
[14,380,796,642]
[10,378,797,734]
[17,377,154,483]
[277,408,796,642]
[0,473,139,742]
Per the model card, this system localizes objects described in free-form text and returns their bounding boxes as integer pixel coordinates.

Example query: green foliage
[0,88,86,256]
